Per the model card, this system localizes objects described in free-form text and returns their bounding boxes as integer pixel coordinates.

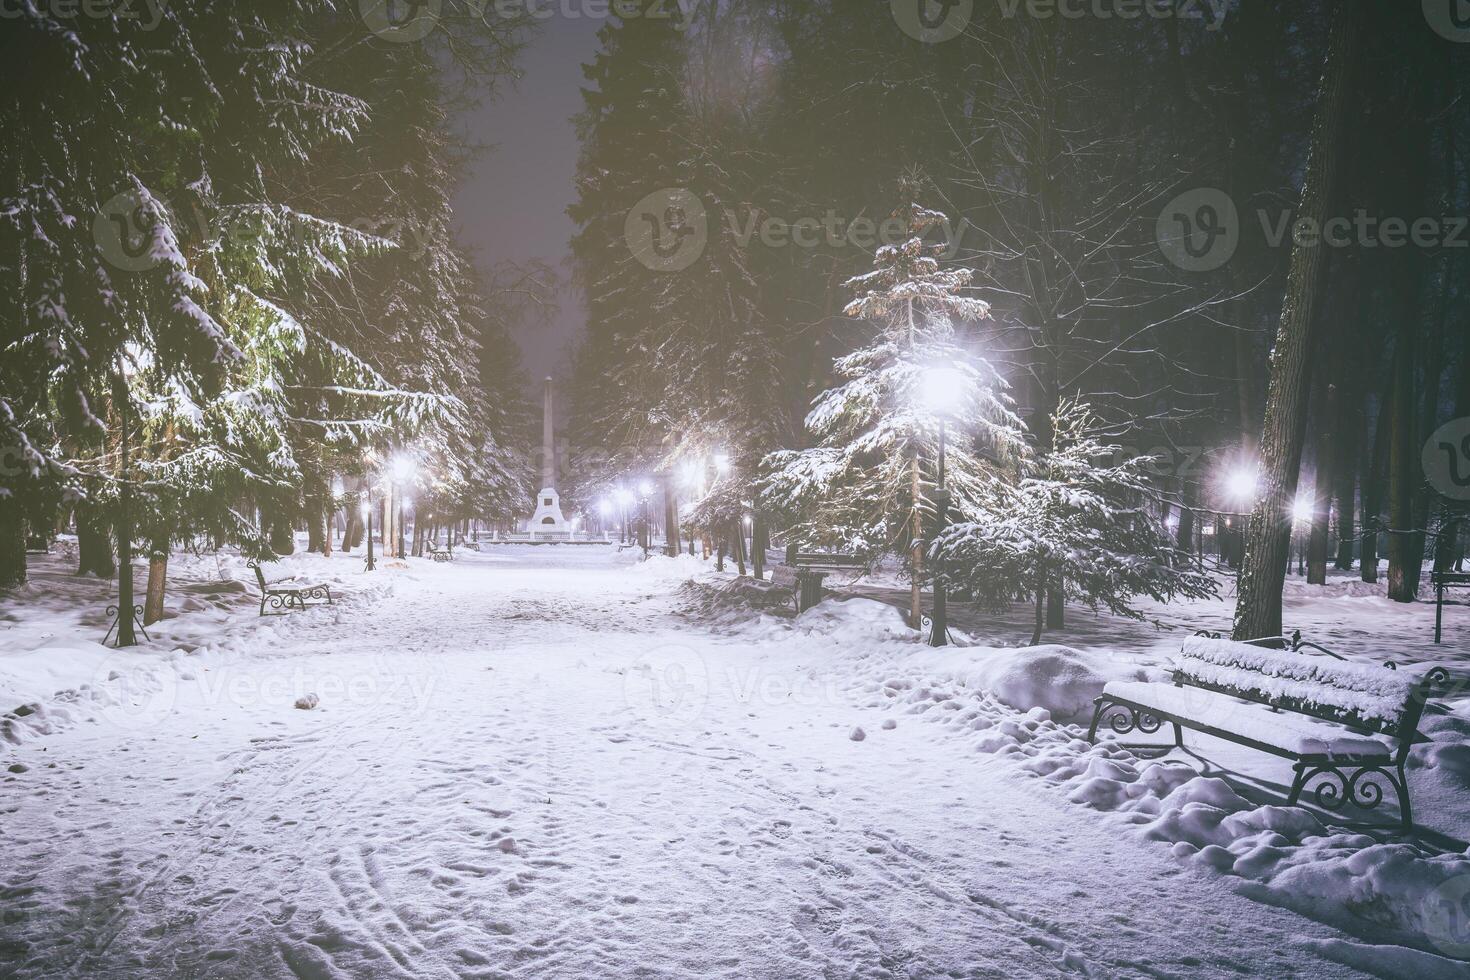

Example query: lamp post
[638,479,654,557]
[922,367,968,647]
[615,487,633,544]
[389,454,415,559]
[361,492,376,571]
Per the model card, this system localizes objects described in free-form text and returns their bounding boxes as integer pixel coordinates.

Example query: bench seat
[1089,635,1444,831]
[1101,681,1393,759]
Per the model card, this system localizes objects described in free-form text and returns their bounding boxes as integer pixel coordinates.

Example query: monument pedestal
[528,487,571,541]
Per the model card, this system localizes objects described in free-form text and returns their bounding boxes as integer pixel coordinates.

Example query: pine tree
[762,194,1024,624]
[936,401,1218,645]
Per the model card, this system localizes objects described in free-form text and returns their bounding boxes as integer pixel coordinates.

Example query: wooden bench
[248,561,334,617]
[1087,634,1445,831]
[426,541,453,562]
[1432,570,1470,644]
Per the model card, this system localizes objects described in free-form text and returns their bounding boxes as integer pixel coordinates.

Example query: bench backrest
[1174,636,1432,741]
[792,552,864,570]
[770,566,798,588]
[248,561,269,590]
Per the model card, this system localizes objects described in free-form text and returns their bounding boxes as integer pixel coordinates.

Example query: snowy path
[2,550,1382,978]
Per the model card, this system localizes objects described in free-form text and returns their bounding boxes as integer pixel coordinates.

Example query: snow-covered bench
[772,553,864,614]
[1087,635,1446,831]
[248,561,334,617]
[426,541,453,562]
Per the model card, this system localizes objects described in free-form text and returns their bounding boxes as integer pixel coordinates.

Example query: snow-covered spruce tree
[761,196,1026,625]
[567,10,692,488]
[934,400,1217,645]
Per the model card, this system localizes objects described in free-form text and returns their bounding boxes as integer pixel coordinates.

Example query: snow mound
[675,577,794,628]
[794,596,912,640]
[908,644,1153,722]
[628,552,709,582]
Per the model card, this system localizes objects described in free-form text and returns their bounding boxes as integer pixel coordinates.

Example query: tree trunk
[1031,563,1046,647]
[0,496,25,589]
[1175,480,1196,558]
[113,373,137,647]
[1306,381,1336,585]
[1333,384,1361,570]
[269,515,295,557]
[910,455,923,628]
[143,537,168,627]
[663,475,679,557]
[1360,393,1391,584]
[752,515,767,581]
[1386,326,1420,603]
[1232,2,1364,640]
[304,474,330,557]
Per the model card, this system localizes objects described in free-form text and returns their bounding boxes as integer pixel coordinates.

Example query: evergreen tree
[762,195,1024,624]
[935,401,1217,645]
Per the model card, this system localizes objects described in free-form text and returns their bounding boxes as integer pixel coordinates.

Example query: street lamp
[637,480,654,556]
[614,487,633,544]
[921,367,969,647]
[388,454,416,559]
[360,492,376,571]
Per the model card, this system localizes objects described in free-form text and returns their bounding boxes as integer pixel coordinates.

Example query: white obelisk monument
[527,376,570,540]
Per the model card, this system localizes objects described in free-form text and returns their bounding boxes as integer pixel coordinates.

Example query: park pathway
[1,548,1379,979]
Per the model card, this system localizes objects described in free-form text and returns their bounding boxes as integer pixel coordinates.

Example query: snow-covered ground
[2,545,1469,978]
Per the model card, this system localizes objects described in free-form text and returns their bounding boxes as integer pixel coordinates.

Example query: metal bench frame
[248,561,333,617]
[1087,634,1446,832]
[426,541,453,563]
[773,552,864,614]
[1432,570,1470,645]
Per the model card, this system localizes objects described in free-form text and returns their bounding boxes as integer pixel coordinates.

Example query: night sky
[451,15,604,393]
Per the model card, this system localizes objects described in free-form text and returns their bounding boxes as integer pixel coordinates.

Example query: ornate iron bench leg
[1086,697,1110,743]
[1292,763,1413,832]
[1395,764,1413,833]
[1087,697,1173,754]
[1286,761,1308,806]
